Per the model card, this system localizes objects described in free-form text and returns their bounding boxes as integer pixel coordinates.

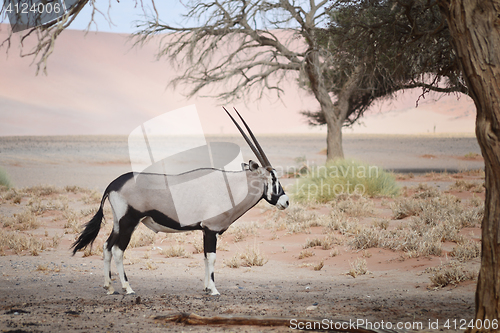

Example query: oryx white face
[263,168,289,210]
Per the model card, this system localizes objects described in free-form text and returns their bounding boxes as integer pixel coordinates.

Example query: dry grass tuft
[81,190,102,204]
[63,209,81,233]
[83,243,103,257]
[24,185,59,196]
[161,244,187,258]
[192,239,204,254]
[450,240,481,262]
[330,248,340,257]
[226,254,242,268]
[298,249,315,259]
[349,228,380,250]
[3,210,39,230]
[3,189,22,203]
[325,211,360,236]
[392,193,483,229]
[145,260,158,270]
[239,246,268,266]
[303,237,333,249]
[427,261,477,288]
[347,258,369,278]
[313,260,324,271]
[271,204,329,234]
[334,195,374,217]
[373,219,390,230]
[449,180,484,193]
[0,230,50,255]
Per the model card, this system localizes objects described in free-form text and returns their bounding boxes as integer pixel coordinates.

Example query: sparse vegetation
[335,195,374,217]
[3,210,39,230]
[449,179,484,193]
[0,229,50,255]
[450,240,481,262]
[24,185,59,197]
[427,261,477,288]
[293,159,399,202]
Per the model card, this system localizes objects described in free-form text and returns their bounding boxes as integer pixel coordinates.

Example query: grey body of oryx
[71,109,289,296]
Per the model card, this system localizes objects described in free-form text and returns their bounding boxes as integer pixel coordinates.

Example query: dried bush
[450,240,481,262]
[161,244,187,258]
[449,179,484,193]
[313,260,324,271]
[335,195,374,217]
[350,228,380,250]
[226,254,241,268]
[427,261,477,288]
[0,230,50,255]
[3,209,39,230]
[240,246,268,266]
[347,258,369,278]
[298,249,315,259]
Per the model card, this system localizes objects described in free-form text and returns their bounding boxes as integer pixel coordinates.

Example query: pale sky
[68,1,188,33]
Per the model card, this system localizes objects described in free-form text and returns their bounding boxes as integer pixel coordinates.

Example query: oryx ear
[248,160,260,171]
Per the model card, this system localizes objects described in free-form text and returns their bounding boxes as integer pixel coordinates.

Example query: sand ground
[0,134,485,332]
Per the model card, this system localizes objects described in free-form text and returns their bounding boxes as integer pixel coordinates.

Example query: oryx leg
[203,228,219,296]
[111,245,134,294]
[107,211,139,295]
[103,241,115,295]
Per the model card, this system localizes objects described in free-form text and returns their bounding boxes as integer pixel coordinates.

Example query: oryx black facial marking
[71,107,289,296]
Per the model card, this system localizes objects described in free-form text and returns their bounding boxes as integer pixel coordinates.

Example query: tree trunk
[304,49,344,160]
[304,48,364,161]
[439,1,500,331]
[326,118,344,161]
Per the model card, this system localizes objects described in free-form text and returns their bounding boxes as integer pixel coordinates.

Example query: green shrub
[293,159,399,202]
[0,167,12,188]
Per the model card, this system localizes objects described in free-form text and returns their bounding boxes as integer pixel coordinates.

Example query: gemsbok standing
[71,108,289,296]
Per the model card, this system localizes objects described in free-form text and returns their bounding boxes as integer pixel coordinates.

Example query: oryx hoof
[204,288,220,296]
[104,286,117,295]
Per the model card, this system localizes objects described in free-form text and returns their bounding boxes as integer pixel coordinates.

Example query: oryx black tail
[71,192,109,255]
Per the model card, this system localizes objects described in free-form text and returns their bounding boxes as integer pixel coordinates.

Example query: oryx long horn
[233,107,272,169]
[223,107,267,167]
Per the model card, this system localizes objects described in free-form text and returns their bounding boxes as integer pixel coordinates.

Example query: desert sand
[0,134,485,332]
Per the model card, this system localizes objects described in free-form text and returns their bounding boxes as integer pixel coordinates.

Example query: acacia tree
[303,0,467,127]
[437,1,500,330]
[132,0,365,160]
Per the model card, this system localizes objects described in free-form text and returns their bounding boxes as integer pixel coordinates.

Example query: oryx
[71,108,289,296]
